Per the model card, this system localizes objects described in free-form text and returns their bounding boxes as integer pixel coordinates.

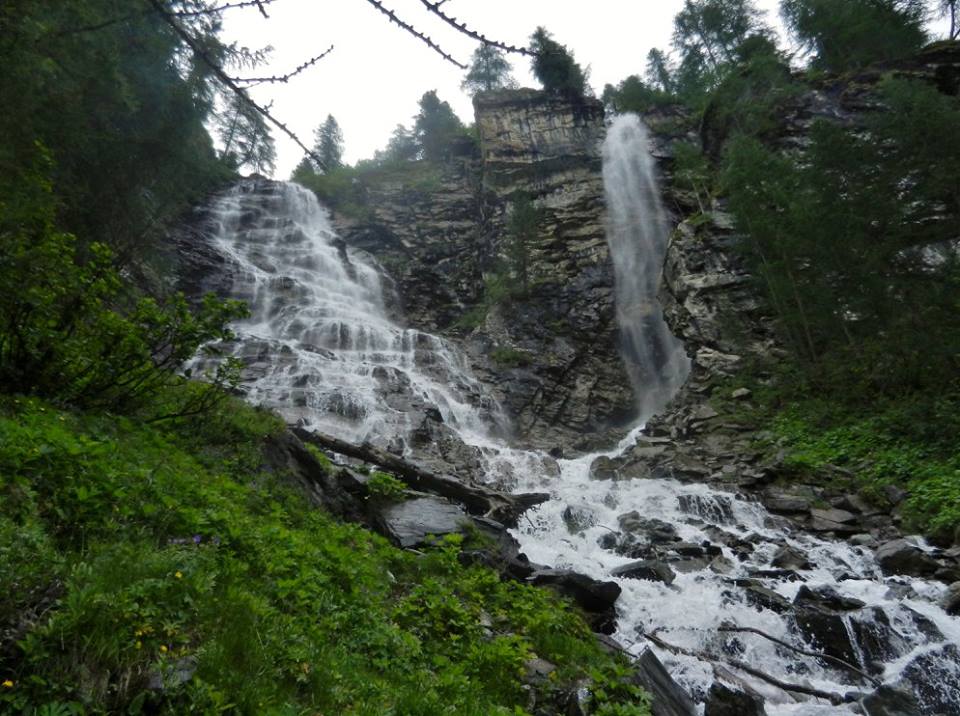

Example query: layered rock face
[336,89,634,450]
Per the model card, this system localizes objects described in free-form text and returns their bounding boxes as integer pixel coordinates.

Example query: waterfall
[602,115,689,421]
[197,169,960,714]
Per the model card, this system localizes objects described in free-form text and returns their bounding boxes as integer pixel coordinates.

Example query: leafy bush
[367,471,407,501]
[0,151,247,416]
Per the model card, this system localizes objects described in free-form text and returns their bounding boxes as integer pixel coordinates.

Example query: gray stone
[740,582,791,613]
[529,569,621,634]
[730,388,752,400]
[764,496,812,515]
[810,508,860,534]
[874,539,940,577]
[771,545,812,571]
[941,581,960,615]
[611,560,676,585]
[861,681,922,716]
[901,643,960,715]
[376,496,467,548]
[704,681,766,716]
[632,648,697,716]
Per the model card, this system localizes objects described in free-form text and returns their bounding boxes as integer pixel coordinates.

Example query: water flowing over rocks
[334,89,634,449]
[175,66,960,712]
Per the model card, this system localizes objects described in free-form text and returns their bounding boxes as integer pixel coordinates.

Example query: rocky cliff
[335,89,634,450]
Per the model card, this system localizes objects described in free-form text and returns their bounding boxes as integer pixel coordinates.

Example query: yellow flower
[135,641,142,649]
[160,645,168,653]
[174,571,183,579]
[1,680,13,688]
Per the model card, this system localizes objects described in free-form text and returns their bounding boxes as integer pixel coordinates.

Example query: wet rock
[611,560,676,585]
[901,643,960,715]
[589,455,620,481]
[376,496,468,548]
[670,557,712,573]
[529,569,621,634]
[631,648,697,716]
[704,681,766,716]
[730,388,752,400]
[524,657,556,683]
[677,494,735,524]
[861,681,923,716]
[562,505,597,534]
[849,607,909,675]
[874,539,940,577]
[793,586,864,668]
[882,485,908,506]
[771,545,812,570]
[763,495,812,515]
[941,581,960,615]
[795,584,866,612]
[738,581,791,613]
[617,512,680,544]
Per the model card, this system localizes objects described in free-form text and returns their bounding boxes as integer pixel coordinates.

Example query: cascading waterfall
[199,149,960,713]
[602,115,689,421]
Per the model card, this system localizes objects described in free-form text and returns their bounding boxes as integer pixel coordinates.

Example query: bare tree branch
[254,0,269,18]
[717,625,879,686]
[234,45,335,85]
[419,0,533,56]
[362,0,468,69]
[145,0,326,169]
[53,1,279,36]
[174,0,279,17]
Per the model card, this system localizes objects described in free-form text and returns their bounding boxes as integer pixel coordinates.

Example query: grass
[0,394,650,715]
[707,364,960,541]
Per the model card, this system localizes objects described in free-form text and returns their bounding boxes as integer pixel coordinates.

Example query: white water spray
[198,155,960,713]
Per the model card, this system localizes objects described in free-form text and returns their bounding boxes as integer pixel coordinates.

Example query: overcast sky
[219,0,943,177]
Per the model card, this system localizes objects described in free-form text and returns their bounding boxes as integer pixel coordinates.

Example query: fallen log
[642,631,852,705]
[718,625,879,686]
[292,427,549,527]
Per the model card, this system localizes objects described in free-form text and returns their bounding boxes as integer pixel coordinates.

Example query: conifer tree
[413,91,464,162]
[313,114,344,172]
[780,0,928,72]
[462,44,517,95]
[529,27,588,97]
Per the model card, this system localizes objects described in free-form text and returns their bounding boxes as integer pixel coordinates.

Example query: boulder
[771,545,812,571]
[941,581,960,615]
[861,681,922,716]
[631,648,697,716]
[376,496,468,548]
[617,512,680,543]
[739,581,791,613]
[529,569,621,634]
[874,539,940,577]
[589,455,620,481]
[810,508,860,534]
[704,681,766,716]
[793,586,865,669]
[611,560,677,585]
[901,643,960,715]
[795,585,866,612]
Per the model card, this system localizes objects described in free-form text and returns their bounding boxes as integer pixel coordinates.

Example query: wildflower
[2,680,13,688]
[160,645,168,653]
[174,571,183,579]
[192,534,202,545]
[135,641,142,649]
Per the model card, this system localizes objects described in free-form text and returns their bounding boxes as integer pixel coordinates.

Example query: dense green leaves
[780,0,928,72]
[529,27,588,97]
[413,90,468,162]
[461,44,517,95]
[0,397,649,714]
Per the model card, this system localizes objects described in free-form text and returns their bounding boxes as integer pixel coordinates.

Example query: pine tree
[413,91,464,162]
[529,27,588,97]
[780,0,928,72]
[462,44,517,95]
[312,114,344,172]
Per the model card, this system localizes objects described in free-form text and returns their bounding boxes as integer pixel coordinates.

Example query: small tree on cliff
[312,114,344,172]
[413,90,464,162]
[529,27,588,97]
[506,193,541,293]
[462,44,517,95]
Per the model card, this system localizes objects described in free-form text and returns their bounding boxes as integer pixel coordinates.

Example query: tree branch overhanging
[145,0,326,169]
[362,0,468,69]
[234,45,335,85]
[419,0,533,56]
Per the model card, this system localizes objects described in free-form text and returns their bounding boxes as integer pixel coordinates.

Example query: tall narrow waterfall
[602,115,690,420]
[199,171,960,715]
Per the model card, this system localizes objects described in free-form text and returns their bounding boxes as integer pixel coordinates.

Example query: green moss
[490,347,533,369]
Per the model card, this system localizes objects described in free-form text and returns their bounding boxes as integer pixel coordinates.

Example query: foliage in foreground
[0,395,650,715]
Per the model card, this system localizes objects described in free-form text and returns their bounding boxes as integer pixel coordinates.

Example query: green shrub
[367,471,407,501]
